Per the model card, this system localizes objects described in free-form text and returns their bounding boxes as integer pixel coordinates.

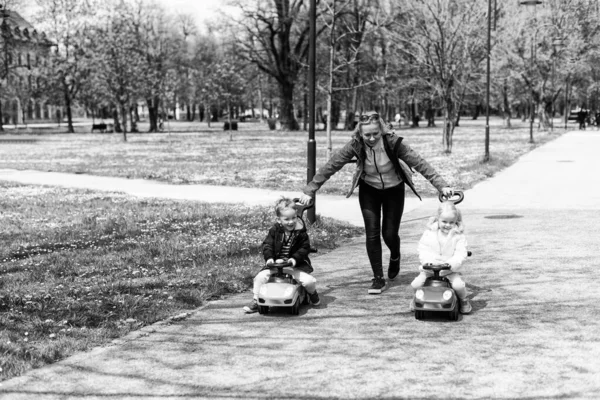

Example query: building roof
[0,8,53,46]
[2,9,36,31]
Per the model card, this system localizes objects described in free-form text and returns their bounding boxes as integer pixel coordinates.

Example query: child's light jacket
[417,221,468,276]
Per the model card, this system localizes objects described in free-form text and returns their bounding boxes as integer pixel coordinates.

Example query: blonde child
[243,197,320,313]
[410,201,472,314]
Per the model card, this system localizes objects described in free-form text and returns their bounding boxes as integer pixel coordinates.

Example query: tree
[133,1,178,132]
[396,0,487,153]
[35,0,95,133]
[233,0,317,130]
[88,0,148,141]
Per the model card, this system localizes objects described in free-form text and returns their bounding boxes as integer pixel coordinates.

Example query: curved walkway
[0,169,425,227]
[1,130,600,399]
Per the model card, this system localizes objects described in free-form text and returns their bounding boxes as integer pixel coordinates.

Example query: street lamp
[519,0,542,144]
[0,4,8,132]
[484,0,492,162]
[307,0,316,223]
[550,37,564,133]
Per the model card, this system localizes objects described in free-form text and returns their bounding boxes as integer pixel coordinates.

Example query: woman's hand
[299,194,313,205]
[441,187,454,197]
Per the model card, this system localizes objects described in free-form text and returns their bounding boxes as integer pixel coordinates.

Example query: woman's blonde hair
[351,113,389,140]
[428,201,464,233]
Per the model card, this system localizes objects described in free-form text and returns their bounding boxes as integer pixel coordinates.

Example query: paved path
[0,169,425,227]
[1,130,600,399]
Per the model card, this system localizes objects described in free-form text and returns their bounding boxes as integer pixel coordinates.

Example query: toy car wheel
[448,304,459,321]
[415,310,424,320]
[291,301,300,315]
[258,306,269,315]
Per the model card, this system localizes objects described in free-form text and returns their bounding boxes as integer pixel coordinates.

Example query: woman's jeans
[358,180,405,278]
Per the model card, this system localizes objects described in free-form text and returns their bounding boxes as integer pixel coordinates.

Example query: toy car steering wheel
[292,197,314,217]
[438,190,464,205]
[422,263,452,271]
[266,260,294,269]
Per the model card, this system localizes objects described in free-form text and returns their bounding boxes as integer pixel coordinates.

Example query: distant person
[409,201,471,314]
[299,111,453,295]
[577,109,587,130]
[243,197,320,313]
[595,112,600,127]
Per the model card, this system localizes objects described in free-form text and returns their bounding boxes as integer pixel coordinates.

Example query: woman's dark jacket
[262,219,313,274]
[302,131,448,200]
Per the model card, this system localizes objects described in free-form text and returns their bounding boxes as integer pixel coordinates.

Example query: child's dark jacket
[262,219,313,274]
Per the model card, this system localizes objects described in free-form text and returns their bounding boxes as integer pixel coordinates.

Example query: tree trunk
[129,106,138,133]
[113,106,122,133]
[443,96,456,154]
[455,88,466,127]
[0,97,4,132]
[227,98,233,141]
[426,99,435,127]
[502,80,512,128]
[258,75,264,122]
[279,79,299,130]
[63,82,74,133]
[120,103,128,142]
[147,97,159,132]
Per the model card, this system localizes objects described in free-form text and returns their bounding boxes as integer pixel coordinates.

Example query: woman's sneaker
[243,299,258,313]
[460,299,472,314]
[309,291,321,306]
[388,257,400,280]
[368,277,387,294]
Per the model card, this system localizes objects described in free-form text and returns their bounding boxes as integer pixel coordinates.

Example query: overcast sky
[21,0,236,30]
[155,0,225,25]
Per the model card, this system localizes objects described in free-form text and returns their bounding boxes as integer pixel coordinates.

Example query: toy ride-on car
[414,263,460,321]
[412,190,471,321]
[257,197,316,316]
[257,260,310,315]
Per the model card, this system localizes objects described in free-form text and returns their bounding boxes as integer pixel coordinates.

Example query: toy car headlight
[284,286,294,297]
[442,290,453,300]
[259,285,268,296]
[415,289,425,300]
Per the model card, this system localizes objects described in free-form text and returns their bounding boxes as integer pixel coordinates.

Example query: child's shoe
[388,256,400,280]
[243,299,258,313]
[460,299,472,314]
[368,277,387,294]
[309,291,321,306]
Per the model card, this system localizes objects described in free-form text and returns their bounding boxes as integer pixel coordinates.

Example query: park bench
[91,123,107,133]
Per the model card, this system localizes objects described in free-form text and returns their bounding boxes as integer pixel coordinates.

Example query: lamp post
[0,4,8,132]
[520,0,542,144]
[307,0,316,223]
[484,0,492,162]
[550,37,564,133]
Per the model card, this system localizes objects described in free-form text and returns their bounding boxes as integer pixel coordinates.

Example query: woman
[299,111,453,294]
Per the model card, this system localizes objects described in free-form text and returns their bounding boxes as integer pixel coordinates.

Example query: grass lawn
[0,117,570,197]
[0,181,362,381]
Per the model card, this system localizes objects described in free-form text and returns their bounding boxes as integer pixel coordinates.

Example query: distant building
[0,7,61,125]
